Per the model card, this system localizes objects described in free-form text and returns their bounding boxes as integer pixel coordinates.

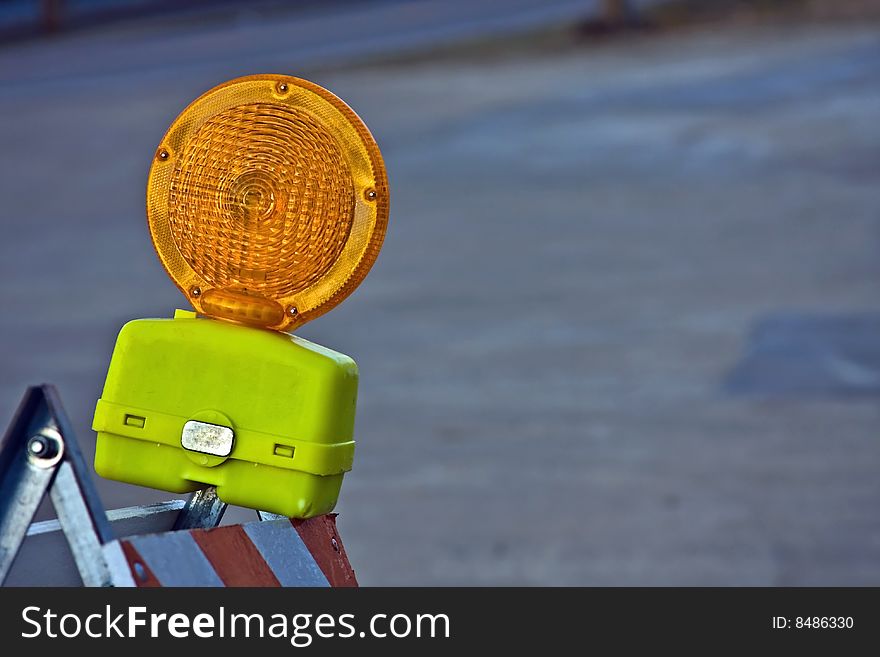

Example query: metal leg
[43,386,114,586]
[50,462,113,586]
[173,487,228,530]
[0,389,62,584]
[0,385,113,586]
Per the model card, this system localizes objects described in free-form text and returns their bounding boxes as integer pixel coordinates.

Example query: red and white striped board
[102,514,357,587]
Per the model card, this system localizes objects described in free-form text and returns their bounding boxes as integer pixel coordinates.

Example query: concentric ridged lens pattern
[147,75,389,331]
[168,103,355,297]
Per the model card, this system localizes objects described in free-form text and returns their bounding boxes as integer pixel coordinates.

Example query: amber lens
[147,75,388,331]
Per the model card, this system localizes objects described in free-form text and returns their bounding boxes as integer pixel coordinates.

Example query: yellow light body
[94,311,357,518]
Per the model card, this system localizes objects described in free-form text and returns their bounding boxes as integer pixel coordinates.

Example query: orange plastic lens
[147,75,388,331]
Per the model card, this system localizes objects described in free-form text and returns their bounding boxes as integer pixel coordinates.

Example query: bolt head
[27,434,59,464]
[133,562,148,582]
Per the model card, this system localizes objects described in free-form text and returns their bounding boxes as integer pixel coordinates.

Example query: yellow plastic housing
[93,311,358,518]
[147,75,389,331]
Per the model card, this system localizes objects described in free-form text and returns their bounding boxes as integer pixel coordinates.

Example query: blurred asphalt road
[0,0,633,89]
[1,2,879,584]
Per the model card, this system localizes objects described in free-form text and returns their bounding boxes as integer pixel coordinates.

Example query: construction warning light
[93,75,388,518]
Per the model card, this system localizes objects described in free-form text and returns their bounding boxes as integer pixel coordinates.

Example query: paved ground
[1,4,879,584]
